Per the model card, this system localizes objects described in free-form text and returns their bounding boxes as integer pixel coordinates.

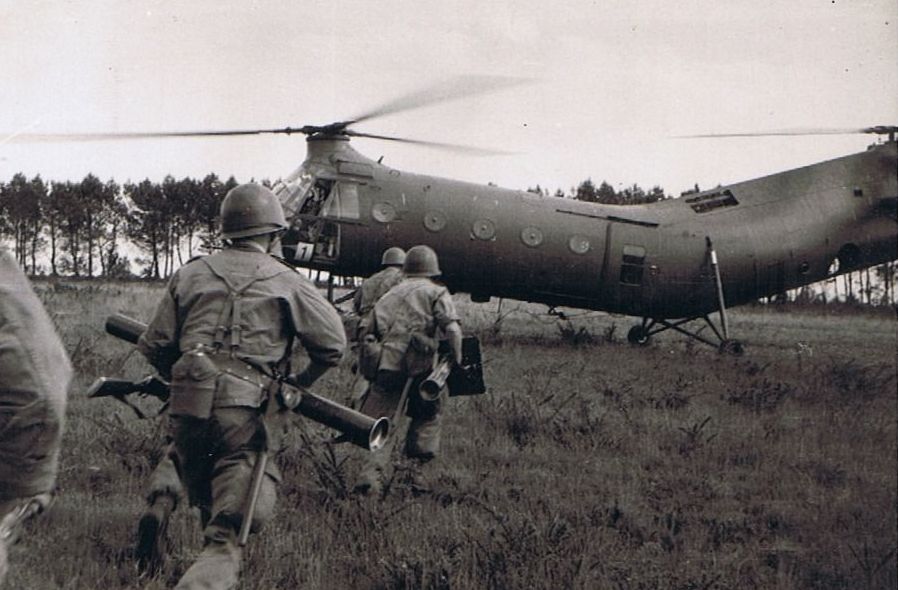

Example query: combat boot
[136,493,176,576]
[404,456,435,495]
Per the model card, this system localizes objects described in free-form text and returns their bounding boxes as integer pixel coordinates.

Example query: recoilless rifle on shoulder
[89,313,390,451]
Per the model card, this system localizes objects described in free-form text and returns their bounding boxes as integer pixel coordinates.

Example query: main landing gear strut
[626,316,743,354]
[627,237,744,355]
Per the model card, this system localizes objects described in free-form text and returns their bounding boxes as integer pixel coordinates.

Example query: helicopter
[13,77,898,352]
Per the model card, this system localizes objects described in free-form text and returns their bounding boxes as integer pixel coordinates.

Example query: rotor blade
[674,126,897,139]
[344,130,517,156]
[2,126,310,143]
[347,75,531,126]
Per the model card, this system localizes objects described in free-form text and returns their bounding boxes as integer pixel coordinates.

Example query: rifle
[87,375,170,401]
[102,313,389,451]
[86,375,170,419]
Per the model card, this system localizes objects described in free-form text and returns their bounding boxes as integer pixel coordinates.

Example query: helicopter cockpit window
[272,173,315,219]
[321,182,360,220]
[620,245,646,286]
[297,179,335,217]
[684,189,739,214]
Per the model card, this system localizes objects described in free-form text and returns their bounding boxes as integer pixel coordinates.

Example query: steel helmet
[381,247,406,267]
[403,245,441,277]
[220,183,288,240]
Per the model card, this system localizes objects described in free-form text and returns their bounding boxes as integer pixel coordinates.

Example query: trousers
[168,408,279,590]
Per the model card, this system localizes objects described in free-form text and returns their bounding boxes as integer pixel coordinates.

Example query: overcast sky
[1,0,895,196]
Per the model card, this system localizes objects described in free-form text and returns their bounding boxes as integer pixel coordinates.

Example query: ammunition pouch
[169,348,269,418]
[358,335,382,381]
[405,332,438,377]
[169,349,219,419]
[212,357,268,409]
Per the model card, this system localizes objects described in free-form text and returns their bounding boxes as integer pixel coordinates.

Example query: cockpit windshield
[273,163,357,268]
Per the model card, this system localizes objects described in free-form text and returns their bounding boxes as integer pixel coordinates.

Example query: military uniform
[348,264,405,405]
[0,250,71,583]
[352,265,404,320]
[356,276,460,493]
[138,244,345,589]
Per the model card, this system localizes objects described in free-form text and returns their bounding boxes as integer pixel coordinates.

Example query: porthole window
[569,235,590,254]
[372,202,397,223]
[520,226,543,247]
[472,219,496,240]
[424,211,447,232]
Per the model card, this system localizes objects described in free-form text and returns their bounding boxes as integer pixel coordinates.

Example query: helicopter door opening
[280,178,360,269]
[619,244,646,312]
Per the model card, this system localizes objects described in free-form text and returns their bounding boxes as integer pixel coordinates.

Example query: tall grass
[7,284,896,589]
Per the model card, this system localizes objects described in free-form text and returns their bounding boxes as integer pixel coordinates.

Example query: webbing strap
[230,297,243,350]
[201,259,257,355]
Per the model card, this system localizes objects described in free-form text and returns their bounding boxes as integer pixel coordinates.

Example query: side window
[620,245,646,286]
[322,182,360,220]
[684,189,739,214]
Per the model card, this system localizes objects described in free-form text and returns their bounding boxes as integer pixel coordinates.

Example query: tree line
[0,173,239,278]
[528,178,670,204]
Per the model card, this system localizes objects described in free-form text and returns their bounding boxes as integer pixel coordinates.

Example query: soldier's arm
[289,280,347,387]
[434,289,463,364]
[352,286,364,315]
[136,277,180,379]
[444,321,463,365]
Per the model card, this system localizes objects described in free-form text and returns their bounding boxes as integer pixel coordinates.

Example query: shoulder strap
[201,258,267,356]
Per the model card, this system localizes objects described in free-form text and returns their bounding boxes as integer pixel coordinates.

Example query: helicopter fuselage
[276,137,897,321]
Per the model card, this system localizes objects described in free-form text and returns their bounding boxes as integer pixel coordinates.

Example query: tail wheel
[627,325,651,346]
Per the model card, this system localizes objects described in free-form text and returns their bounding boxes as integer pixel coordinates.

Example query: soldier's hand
[290,361,329,389]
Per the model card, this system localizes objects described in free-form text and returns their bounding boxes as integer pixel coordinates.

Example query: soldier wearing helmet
[137,183,346,589]
[346,247,407,405]
[354,245,462,496]
[0,249,71,584]
[352,247,406,321]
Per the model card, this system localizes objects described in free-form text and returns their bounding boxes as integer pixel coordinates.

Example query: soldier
[354,245,462,496]
[0,249,72,583]
[137,183,346,589]
[352,247,406,322]
[347,247,406,405]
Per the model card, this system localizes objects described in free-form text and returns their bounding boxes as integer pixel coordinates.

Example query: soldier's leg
[349,372,369,410]
[403,391,444,493]
[353,372,408,495]
[174,409,276,590]
[0,494,51,585]
[136,444,183,574]
[0,390,61,583]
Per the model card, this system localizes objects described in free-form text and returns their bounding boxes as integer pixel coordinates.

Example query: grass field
[8,280,897,589]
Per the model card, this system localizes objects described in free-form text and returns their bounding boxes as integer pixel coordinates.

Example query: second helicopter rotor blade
[345,130,517,156]
[674,126,896,139]
[347,75,531,127]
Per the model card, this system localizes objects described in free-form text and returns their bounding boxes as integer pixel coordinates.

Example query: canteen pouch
[358,334,383,381]
[405,332,438,376]
[169,349,219,419]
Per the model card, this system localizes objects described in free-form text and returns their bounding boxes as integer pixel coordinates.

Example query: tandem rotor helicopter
[15,77,898,352]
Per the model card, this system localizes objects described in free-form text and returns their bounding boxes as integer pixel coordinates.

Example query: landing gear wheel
[718,339,744,355]
[627,325,651,346]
